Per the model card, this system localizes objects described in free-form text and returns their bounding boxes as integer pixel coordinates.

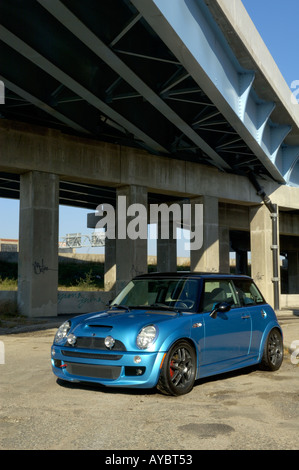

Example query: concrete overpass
[1,0,299,316]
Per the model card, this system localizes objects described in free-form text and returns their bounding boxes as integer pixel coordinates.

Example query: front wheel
[260,328,283,371]
[157,341,196,396]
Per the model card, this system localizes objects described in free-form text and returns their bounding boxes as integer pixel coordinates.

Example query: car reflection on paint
[51,273,283,396]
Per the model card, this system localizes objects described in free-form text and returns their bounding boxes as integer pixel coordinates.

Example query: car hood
[69,308,184,351]
[74,307,179,329]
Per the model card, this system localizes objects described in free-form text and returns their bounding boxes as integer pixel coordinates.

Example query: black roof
[134,272,252,280]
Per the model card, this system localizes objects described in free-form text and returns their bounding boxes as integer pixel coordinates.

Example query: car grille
[65,362,121,380]
[65,336,126,351]
[62,350,122,360]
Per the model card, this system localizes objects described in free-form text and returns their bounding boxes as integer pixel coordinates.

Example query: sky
[1,1,298,255]
[241,0,299,86]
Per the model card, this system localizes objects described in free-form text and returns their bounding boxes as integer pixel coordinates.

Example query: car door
[200,279,252,371]
[232,278,267,358]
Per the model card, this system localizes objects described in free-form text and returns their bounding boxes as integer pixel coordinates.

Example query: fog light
[125,366,146,376]
[104,335,115,349]
[67,334,77,346]
[134,356,142,364]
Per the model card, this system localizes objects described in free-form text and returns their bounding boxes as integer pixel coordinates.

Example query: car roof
[134,272,252,280]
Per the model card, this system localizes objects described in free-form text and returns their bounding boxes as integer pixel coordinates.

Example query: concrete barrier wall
[0,291,18,313]
[0,290,113,315]
[280,294,299,310]
[57,290,113,314]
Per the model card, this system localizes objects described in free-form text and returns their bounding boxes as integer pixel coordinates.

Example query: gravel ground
[0,315,298,451]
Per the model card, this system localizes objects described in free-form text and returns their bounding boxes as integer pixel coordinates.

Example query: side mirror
[209,301,231,319]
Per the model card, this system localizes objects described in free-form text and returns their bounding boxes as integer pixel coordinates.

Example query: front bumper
[51,344,165,389]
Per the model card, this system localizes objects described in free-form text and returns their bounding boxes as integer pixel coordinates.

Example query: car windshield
[111,278,200,312]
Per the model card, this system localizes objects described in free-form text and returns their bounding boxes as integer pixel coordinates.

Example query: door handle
[241,315,250,319]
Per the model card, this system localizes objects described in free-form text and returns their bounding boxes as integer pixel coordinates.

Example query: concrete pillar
[157,216,177,272]
[250,204,278,306]
[18,171,59,317]
[190,196,219,272]
[219,225,230,274]
[104,236,116,293]
[115,185,148,293]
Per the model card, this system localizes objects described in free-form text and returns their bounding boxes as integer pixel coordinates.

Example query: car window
[201,280,240,312]
[111,278,200,311]
[233,279,265,306]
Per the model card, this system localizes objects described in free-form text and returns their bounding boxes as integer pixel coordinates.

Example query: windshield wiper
[149,303,171,309]
[149,303,181,314]
[109,304,131,312]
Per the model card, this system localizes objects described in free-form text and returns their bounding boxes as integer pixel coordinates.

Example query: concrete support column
[115,185,148,293]
[104,236,116,293]
[250,204,279,306]
[219,225,230,274]
[190,196,219,272]
[157,216,177,272]
[18,171,59,317]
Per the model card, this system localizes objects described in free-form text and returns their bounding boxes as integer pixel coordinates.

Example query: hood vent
[88,323,113,331]
[87,324,112,329]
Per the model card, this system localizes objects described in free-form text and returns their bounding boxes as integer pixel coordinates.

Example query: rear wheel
[157,341,196,396]
[260,328,283,371]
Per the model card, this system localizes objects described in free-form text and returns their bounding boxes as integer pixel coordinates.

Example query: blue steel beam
[131,0,299,184]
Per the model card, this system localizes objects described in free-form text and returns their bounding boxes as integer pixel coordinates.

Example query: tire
[157,340,196,396]
[260,328,283,371]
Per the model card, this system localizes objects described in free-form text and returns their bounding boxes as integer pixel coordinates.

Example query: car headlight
[136,325,157,350]
[54,321,71,343]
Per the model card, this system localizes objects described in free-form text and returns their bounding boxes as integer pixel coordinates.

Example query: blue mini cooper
[51,273,283,396]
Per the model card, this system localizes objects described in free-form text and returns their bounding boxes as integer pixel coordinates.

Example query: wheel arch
[258,323,283,362]
[159,335,200,376]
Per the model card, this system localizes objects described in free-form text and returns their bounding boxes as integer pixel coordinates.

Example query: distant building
[0,238,18,252]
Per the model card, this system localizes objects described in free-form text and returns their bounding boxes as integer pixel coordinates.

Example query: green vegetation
[0,260,105,291]
[0,261,18,290]
[58,262,104,290]
[0,259,190,293]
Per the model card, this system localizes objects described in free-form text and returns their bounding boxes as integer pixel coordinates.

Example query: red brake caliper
[169,359,174,377]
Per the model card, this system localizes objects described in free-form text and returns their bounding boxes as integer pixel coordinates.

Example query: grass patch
[58,262,104,290]
[0,277,17,291]
[0,260,105,291]
[0,261,18,291]
[0,260,191,292]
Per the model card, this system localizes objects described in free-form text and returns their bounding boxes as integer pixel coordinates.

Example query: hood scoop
[87,324,113,330]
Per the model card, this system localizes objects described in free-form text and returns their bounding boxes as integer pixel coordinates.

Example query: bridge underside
[0,171,179,209]
[1,0,299,202]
